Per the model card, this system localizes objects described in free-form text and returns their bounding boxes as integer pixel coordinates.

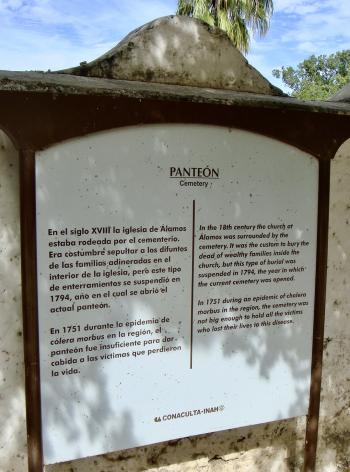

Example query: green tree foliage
[177,0,273,53]
[272,50,350,100]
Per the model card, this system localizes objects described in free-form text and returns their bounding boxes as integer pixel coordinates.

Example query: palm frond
[176,0,273,52]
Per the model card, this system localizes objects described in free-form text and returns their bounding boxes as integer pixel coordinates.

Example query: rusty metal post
[304,159,331,471]
[20,150,44,472]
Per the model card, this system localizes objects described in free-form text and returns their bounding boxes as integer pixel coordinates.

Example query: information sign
[36,124,318,463]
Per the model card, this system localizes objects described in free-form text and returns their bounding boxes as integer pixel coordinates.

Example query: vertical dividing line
[190,200,195,369]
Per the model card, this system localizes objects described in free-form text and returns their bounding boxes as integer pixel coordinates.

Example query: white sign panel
[36,125,318,464]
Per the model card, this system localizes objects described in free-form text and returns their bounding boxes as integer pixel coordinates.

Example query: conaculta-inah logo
[154,405,225,423]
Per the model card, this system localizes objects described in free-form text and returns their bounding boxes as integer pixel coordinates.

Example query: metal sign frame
[0,83,349,472]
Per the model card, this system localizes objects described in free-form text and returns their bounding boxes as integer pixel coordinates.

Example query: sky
[0,0,350,93]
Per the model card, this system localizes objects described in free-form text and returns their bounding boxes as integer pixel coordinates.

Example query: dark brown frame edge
[0,88,349,472]
[19,149,43,472]
[303,159,331,472]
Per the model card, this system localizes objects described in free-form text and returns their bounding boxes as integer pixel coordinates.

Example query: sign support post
[304,159,331,472]
[19,150,43,472]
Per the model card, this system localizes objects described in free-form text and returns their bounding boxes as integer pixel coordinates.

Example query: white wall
[0,130,27,471]
[0,129,349,471]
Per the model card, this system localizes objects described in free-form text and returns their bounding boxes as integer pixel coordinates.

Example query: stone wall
[0,130,27,472]
[0,129,349,472]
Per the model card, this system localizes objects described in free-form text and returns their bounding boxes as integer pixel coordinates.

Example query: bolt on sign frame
[0,73,350,472]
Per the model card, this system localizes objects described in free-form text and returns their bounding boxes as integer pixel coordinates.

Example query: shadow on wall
[0,129,27,471]
[46,417,305,472]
